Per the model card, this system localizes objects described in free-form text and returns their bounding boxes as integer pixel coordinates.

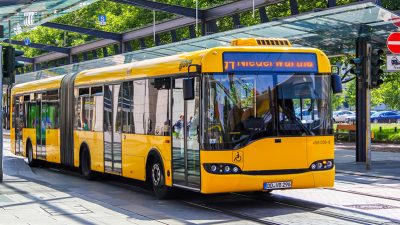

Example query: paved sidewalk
[336,141,400,152]
[2,129,10,138]
[0,138,252,225]
[335,143,400,177]
[1,136,400,224]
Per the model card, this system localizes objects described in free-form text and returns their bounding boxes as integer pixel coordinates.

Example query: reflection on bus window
[203,73,332,149]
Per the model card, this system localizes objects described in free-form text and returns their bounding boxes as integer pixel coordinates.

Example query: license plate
[263,181,292,190]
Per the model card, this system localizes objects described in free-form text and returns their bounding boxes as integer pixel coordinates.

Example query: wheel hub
[152,164,161,186]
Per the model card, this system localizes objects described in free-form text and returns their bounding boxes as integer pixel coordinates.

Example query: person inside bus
[83,118,89,131]
[187,116,193,138]
[173,115,184,138]
[227,104,243,133]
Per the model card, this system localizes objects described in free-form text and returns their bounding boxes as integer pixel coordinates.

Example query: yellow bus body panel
[122,134,172,186]
[10,128,15,155]
[11,75,63,96]
[74,131,104,172]
[45,129,60,163]
[242,137,308,170]
[22,128,36,158]
[74,54,204,87]
[307,136,335,187]
[200,136,334,194]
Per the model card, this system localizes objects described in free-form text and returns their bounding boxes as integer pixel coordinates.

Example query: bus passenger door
[36,94,46,160]
[171,77,201,190]
[14,96,23,155]
[103,84,122,174]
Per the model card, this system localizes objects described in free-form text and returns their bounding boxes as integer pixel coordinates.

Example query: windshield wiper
[281,105,314,136]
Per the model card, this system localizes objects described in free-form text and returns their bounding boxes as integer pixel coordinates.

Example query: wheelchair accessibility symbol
[233,151,243,163]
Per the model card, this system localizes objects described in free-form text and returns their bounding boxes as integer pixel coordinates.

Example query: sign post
[0,45,3,182]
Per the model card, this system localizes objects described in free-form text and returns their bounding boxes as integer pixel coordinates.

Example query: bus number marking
[313,140,331,145]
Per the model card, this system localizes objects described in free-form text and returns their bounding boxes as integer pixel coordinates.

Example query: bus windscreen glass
[203,73,332,150]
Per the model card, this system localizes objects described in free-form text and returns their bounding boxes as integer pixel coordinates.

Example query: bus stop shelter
[11,1,398,81]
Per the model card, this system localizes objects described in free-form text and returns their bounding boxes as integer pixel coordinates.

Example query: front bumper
[200,167,335,194]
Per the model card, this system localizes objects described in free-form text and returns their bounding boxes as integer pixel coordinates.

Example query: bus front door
[171,77,200,190]
[104,84,122,174]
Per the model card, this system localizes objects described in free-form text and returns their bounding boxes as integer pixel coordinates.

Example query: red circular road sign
[387,32,400,54]
[390,15,400,27]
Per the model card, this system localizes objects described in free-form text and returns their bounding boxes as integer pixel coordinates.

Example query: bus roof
[12,75,65,95]
[12,44,331,93]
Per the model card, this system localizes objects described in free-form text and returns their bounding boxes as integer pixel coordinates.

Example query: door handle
[275,139,281,143]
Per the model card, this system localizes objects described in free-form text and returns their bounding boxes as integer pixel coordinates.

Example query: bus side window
[25,94,37,129]
[91,86,103,132]
[122,81,134,134]
[148,78,170,136]
[133,80,146,134]
[23,95,30,128]
[74,88,90,131]
[46,90,60,129]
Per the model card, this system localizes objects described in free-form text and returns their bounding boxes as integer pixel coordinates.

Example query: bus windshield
[203,73,332,150]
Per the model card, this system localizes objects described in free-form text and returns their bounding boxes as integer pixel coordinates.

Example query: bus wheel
[150,157,174,199]
[81,148,93,180]
[27,142,37,167]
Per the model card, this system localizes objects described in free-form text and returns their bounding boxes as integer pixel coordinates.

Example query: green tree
[371,72,400,109]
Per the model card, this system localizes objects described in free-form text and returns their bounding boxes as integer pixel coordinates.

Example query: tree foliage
[10,0,400,109]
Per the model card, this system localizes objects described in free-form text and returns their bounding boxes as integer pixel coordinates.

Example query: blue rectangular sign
[223,52,318,73]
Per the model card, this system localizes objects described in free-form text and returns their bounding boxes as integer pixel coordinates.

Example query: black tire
[27,141,37,167]
[252,190,273,196]
[81,148,94,180]
[149,157,174,199]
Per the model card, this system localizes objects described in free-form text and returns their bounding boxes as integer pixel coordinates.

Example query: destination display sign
[223,52,318,73]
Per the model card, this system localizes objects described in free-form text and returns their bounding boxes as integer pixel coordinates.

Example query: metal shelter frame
[3,0,354,73]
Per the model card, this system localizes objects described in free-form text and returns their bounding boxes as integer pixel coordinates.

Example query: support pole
[355,35,372,169]
[0,45,3,182]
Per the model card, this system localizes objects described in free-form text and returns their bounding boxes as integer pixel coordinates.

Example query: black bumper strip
[241,168,310,175]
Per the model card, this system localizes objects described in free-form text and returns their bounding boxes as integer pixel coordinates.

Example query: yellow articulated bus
[10,38,342,198]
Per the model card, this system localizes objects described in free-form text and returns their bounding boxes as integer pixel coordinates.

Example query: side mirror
[331,74,343,94]
[183,64,201,100]
[183,78,195,100]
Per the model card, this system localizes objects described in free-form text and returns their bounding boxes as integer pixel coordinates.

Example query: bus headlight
[311,163,317,170]
[326,161,333,168]
[204,164,242,174]
[310,160,334,171]
[224,165,231,173]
